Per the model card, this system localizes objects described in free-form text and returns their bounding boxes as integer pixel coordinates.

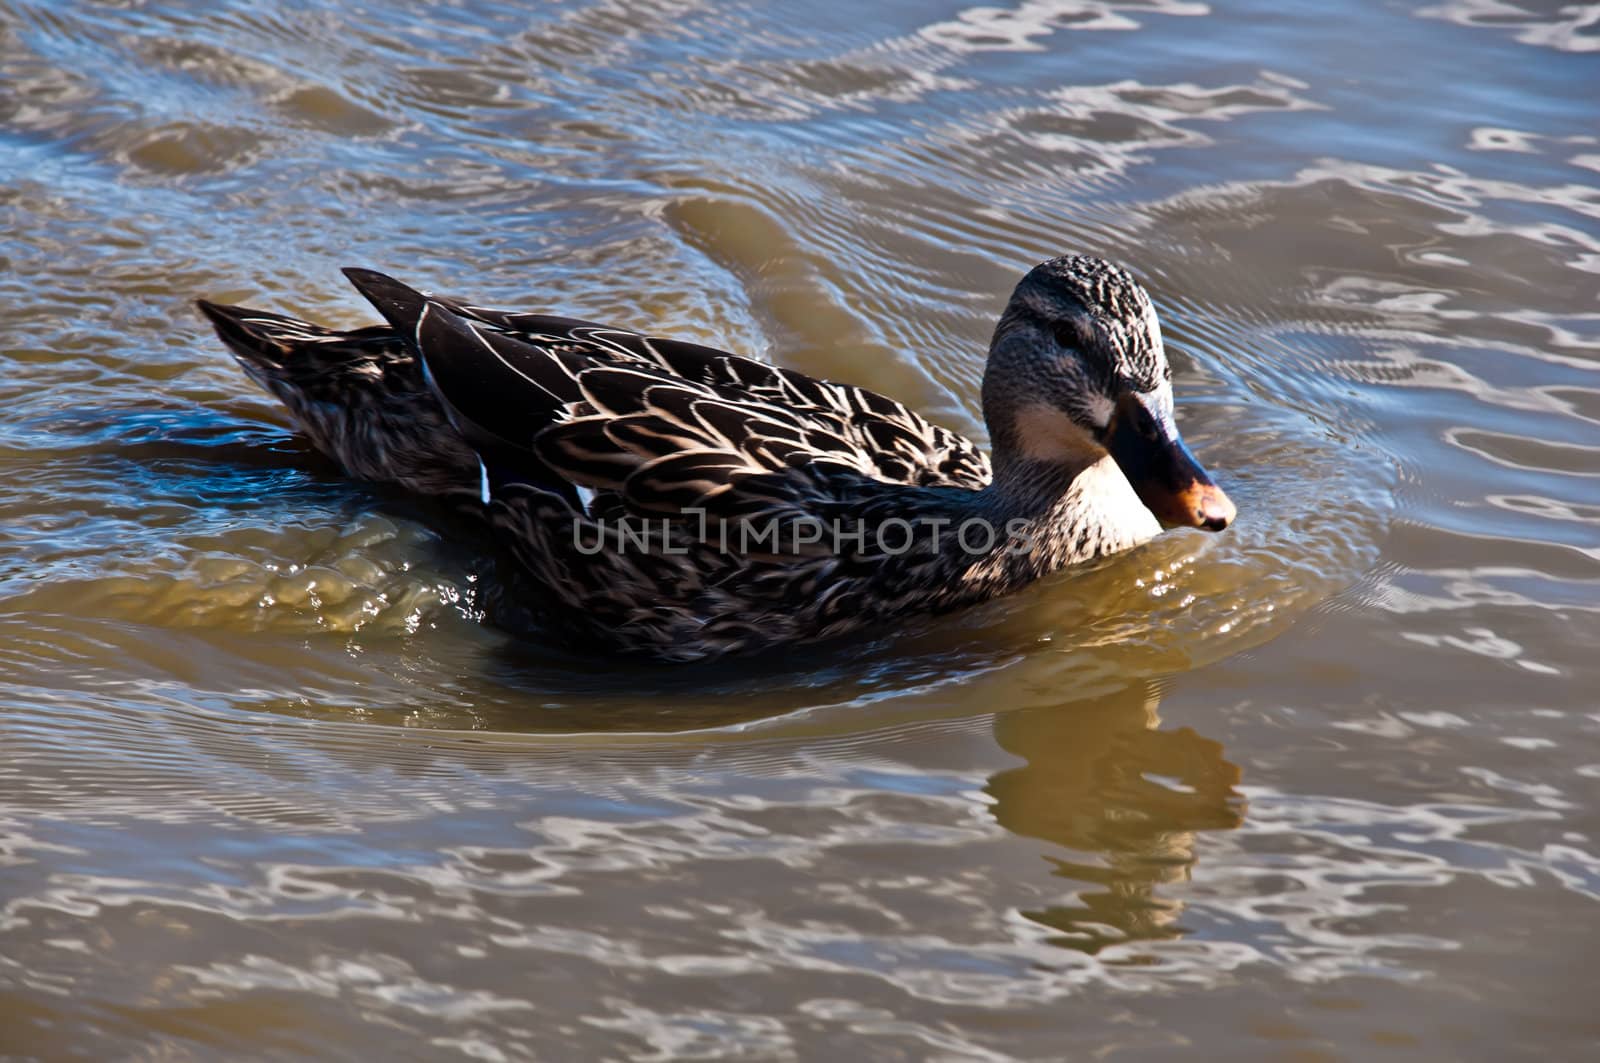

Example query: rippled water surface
[3,0,1598,1058]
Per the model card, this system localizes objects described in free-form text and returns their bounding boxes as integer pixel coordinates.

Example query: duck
[197,255,1234,662]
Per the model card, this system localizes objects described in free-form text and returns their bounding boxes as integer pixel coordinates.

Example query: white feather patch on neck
[1065,455,1162,548]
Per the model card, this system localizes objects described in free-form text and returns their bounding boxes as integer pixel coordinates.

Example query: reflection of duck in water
[198,256,1232,661]
[986,678,1243,952]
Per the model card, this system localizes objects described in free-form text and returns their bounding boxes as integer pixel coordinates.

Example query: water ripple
[2,0,1597,1056]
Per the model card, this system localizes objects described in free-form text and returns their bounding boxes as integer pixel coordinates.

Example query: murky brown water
[2,0,1598,1058]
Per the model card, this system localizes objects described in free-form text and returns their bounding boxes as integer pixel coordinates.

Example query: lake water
[2,0,1597,1058]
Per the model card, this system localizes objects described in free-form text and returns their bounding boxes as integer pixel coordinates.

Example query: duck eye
[1052,323,1077,349]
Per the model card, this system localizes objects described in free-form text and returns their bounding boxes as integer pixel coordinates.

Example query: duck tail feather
[342,267,430,333]
[195,298,328,367]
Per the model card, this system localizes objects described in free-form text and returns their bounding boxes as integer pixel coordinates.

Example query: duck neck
[980,450,1089,519]
[974,446,1163,574]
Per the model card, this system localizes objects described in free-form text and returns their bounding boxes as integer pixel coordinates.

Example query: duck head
[983,255,1235,531]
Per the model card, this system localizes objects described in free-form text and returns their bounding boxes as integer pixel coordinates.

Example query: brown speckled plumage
[198,255,1225,662]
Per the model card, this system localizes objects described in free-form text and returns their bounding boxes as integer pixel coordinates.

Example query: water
[1,0,1597,1057]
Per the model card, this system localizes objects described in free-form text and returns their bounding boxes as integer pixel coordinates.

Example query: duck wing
[341,269,991,524]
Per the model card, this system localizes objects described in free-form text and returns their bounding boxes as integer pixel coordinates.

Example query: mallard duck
[197,255,1233,662]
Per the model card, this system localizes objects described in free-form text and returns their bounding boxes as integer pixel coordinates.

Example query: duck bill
[1105,392,1235,531]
